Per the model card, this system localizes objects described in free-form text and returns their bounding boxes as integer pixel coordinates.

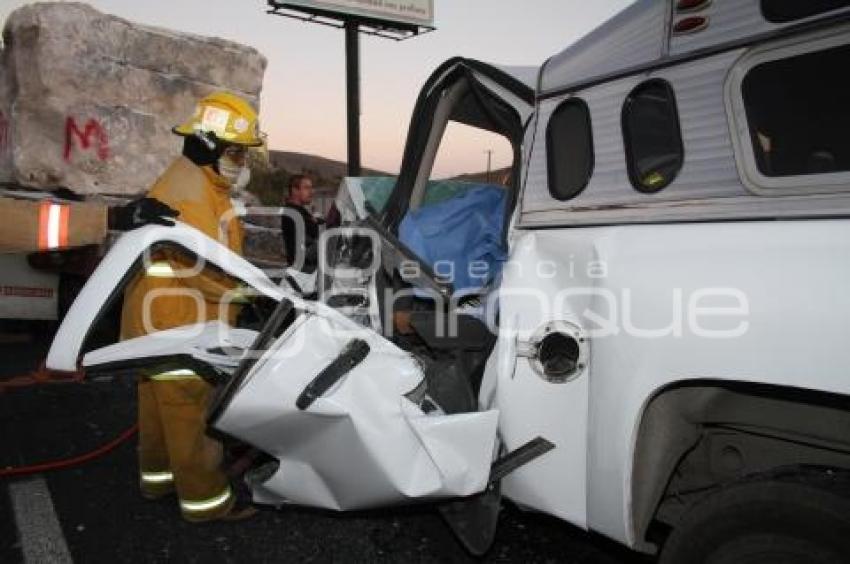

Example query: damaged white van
[49,0,850,561]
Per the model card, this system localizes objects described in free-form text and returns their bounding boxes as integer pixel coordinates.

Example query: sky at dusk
[0,0,632,177]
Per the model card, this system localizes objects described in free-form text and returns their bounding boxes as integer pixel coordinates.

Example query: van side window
[761,0,850,23]
[546,98,594,201]
[622,79,684,193]
[742,44,850,178]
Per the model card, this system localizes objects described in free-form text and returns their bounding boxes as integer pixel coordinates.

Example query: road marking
[8,477,73,564]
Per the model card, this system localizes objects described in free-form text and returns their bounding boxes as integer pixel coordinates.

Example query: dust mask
[233,166,251,192]
[218,154,245,185]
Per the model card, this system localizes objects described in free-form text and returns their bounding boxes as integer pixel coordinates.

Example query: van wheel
[659,478,850,564]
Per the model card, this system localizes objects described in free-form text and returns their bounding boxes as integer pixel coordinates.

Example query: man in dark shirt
[281,174,320,271]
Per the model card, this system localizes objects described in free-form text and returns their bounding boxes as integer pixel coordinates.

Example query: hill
[268,151,390,181]
[247,150,391,206]
[246,149,509,206]
[451,166,512,185]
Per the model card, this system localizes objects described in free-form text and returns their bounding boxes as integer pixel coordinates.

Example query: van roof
[540,0,664,95]
[491,64,539,91]
[539,0,850,97]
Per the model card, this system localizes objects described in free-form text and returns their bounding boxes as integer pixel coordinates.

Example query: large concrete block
[0,2,267,195]
[0,47,11,184]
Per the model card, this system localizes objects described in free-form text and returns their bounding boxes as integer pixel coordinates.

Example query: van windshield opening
[431,121,513,185]
[402,118,513,295]
[742,44,850,178]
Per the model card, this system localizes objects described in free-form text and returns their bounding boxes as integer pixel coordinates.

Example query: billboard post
[345,19,361,176]
[267,1,435,177]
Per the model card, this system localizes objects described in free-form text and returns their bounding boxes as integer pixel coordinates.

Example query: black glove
[108,197,179,231]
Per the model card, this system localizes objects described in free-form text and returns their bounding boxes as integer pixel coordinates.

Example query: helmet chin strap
[182,134,222,168]
[193,130,217,150]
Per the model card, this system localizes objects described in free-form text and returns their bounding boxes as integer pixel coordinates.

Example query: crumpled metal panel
[83,321,257,373]
[216,313,500,510]
[46,222,287,372]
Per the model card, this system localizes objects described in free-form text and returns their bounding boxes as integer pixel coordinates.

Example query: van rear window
[622,80,684,193]
[546,98,594,201]
[742,44,850,178]
[761,0,850,23]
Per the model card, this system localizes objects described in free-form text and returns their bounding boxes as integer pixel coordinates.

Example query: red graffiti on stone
[63,117,109,162]
[0,111,8,153]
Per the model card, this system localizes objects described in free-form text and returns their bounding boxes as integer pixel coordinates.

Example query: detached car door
[47,222,499,510]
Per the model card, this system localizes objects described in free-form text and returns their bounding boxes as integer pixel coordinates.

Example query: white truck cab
[49,1,850,561]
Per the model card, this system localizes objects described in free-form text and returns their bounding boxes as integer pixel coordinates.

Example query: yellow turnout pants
[137,372,233,521]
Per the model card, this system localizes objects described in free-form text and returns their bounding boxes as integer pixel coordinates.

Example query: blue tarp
[353,176,497,216]
[399,183,508,294]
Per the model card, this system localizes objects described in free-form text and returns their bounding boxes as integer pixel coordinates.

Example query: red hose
[0,424,138,478]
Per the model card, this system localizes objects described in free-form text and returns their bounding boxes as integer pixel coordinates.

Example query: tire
[659,477,850,564]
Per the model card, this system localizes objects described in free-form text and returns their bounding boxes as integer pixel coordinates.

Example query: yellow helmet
[173,91,262,147]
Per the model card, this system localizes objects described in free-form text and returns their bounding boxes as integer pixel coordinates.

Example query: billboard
[275,0,434,28]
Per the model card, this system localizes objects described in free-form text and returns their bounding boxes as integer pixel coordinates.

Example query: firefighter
[120,91,261,522]
[0,195,177,253]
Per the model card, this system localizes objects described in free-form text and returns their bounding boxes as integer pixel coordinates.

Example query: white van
[49,0,850,561]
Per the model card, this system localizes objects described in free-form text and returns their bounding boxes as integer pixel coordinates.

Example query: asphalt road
[1,332,650,563]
